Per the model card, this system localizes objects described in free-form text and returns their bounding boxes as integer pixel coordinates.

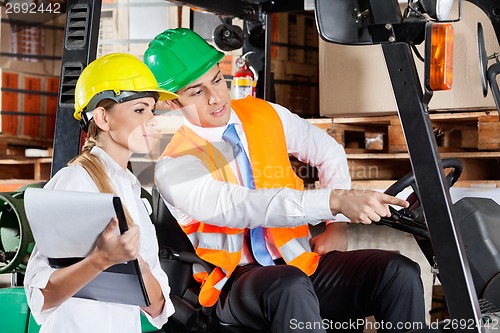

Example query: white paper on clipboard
[24,187,151,307]
[24,188,117,258]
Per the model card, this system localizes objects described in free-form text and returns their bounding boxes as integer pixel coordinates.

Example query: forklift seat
[151,186,266,333]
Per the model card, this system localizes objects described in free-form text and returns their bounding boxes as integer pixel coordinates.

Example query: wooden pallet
[0,134,53,157]
[345,151,500,181]
[292,150,500,183]
[328,109,500,153]
[351,179,500,190]
[0,157,51,181]
[298,111,500,183]
[0,179,43,192]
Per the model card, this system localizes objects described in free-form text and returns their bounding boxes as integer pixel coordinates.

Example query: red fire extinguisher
[233,51,258,99]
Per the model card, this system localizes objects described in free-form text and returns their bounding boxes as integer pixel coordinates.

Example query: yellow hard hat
[74,53,177,127]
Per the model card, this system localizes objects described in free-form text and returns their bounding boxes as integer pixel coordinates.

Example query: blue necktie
[222,123,275,266]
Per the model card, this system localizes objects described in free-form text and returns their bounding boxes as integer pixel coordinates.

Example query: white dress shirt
[24,147,174,333]
[155,102,351,264]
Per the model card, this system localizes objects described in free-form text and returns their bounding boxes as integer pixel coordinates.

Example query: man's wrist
[329,189,344,215]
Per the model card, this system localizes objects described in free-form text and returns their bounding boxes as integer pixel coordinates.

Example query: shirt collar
[183,109,242,142]
[90,146,140,188]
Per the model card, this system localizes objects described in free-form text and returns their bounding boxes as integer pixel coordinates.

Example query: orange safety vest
[161,96,321,306]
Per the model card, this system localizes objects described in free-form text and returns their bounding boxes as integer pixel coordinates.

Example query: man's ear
[92,107,110,132]
[165,99,182,110]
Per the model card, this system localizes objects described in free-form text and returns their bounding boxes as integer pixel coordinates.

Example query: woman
[24,53,178,332]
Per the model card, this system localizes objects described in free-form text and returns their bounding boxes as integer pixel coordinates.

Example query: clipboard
[24,188,151,307]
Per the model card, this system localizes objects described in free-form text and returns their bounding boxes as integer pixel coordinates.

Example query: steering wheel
[0,191,34,274]
[374,158,463,239]
[0,182,45,274]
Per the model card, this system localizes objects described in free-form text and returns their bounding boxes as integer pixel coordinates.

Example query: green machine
[0,188,37,333]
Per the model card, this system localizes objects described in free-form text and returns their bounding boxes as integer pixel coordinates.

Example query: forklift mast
[51,1,500,332]
[51,0,101,174]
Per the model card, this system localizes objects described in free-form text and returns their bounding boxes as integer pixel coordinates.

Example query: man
[146,28,425,332]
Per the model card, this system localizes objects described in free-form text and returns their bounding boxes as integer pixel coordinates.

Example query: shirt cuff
[26,267,57,324]
[141,265,175,328]
[141,299,174,329]
[303,188,335,221]
[325,213,350,224]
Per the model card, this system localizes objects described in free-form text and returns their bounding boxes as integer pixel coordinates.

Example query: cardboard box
[1,69,59,139]
[0,70,20,135]
[304,16,319,65]
[272,13,317,64]
[23,75,43,137]
[272,60,319,81]
[288,14,305,63]
[274,84,318,117]
[98,8,130,57]
[98,5,174,59]
[272,60,319,117]
[304,16,319,49]
[319,2,498,117]
[271,13,289,61]
[44,77,59,140]
[0,7,64,77]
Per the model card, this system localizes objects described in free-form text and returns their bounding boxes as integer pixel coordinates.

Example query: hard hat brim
[74,88,178,121]
[150,87,178,101]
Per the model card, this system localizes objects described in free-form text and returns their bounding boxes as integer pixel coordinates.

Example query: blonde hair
[68,100,134,227]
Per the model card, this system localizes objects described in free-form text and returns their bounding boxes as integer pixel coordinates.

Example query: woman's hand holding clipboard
[25,188,151,307]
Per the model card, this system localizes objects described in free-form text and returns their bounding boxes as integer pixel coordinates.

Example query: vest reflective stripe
[213,276,229,290]
[198,267,227,306]
[162,96,321,306]
[279,236,312,263]
[193,263,205,275]
[187,231,244,252]
[296,236,312,252]
[193,264,229,280]
[288,252,321,276]
[194,265,230,306]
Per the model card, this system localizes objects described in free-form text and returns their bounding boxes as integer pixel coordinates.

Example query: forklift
[1,0,500,332]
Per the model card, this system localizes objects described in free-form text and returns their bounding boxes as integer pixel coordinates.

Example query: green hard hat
[144,28,225,92]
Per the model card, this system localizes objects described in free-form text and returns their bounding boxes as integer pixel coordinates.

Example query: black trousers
[215,250,425,333]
